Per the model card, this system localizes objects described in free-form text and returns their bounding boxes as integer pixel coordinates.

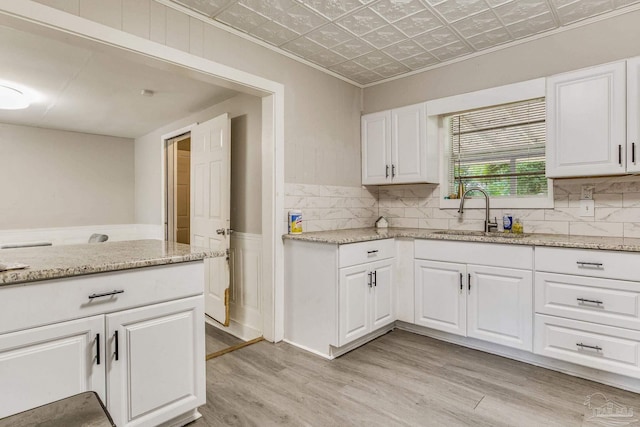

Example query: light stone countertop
[282,227,640,252]
[0,239,223,286]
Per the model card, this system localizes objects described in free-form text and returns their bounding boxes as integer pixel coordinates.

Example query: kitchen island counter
[0,239,222,286]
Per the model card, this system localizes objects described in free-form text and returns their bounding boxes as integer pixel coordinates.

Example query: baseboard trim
[330,324,395,359]
[396,321,640,394]
[205,316,262,342]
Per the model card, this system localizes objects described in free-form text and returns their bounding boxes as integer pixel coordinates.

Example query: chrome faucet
[458,187,498,233]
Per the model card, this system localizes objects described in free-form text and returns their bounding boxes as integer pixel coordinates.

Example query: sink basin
[433,230,529,238]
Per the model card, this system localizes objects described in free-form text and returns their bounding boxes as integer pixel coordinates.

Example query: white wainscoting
[227,232,263,340]
[0,224,163,247]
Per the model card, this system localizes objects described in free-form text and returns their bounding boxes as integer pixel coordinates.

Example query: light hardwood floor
[194,330,640,426]
[205,323,245,355]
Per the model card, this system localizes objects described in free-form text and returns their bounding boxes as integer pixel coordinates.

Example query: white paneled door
[191,113,231,325]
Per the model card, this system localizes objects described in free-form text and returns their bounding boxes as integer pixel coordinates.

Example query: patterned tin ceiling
[171,0,640,86]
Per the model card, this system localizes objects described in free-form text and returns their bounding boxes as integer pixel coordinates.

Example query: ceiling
[172,0,640,86]
[0,24,238,138]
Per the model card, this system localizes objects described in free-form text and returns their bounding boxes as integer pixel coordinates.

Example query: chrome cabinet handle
[95,334,100,366]
[385,165,389,178]
[576,342,602,351]
[367,272,372,288]
[88,290,124,300]
[576,261,603,269]
[373,270,377,287]
[577,298,603,305]
[391,164,396,178]
[367,250,379,254]
[633,142,636,164]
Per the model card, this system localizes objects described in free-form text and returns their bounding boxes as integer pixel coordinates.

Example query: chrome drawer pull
[88,290,124,300]
[367,250,379,254]
[577,298,603,305]
[576,343,602,351]
[576,261,603,268]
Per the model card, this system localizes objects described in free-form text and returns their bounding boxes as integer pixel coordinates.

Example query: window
[446,98,547,200]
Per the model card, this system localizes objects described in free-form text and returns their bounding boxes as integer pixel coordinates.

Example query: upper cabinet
[628,57,640,173]
[361,103,437,185]
[546,60,633,177]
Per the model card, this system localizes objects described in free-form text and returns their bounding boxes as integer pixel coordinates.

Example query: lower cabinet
[414,241,533,352]
[107,297,205,427]
[0,315,105,418]
[0,263,205,425]
[338,259,394,347]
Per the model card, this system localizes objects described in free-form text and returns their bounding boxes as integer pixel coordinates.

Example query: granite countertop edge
[0,240,225,287]
[282,228,640,252]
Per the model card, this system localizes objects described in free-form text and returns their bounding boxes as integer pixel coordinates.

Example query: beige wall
[364,8,640,113]
[34,0,363,188]
[135,93,262,234]
[0,123,134,229]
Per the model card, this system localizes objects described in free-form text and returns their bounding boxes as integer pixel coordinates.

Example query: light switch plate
[579,199,595,217]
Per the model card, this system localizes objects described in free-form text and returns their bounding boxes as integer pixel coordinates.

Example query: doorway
[165,133,191,245]
[164,102,264,355]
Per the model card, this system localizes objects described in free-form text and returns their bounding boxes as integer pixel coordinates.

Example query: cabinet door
[371,259,395,330]
[467,265,532,351]
[0,316,105,418]
[628,57,640,173]
[391,103,427,184]
[339,264,371,346]
[362,111,392,185]
[546,61,626,177]
[414,260,466,336]
[106,296,205,427]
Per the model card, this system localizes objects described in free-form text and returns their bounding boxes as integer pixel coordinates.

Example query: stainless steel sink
[433,230,529,238]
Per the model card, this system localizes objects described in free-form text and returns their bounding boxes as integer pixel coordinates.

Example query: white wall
[135,93,262,233]
[0,123,134,230]
[34,0,363,188]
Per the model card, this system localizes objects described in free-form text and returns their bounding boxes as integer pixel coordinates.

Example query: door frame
[0,2,286,343]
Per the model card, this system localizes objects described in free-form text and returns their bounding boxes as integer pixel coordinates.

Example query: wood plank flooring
[205,323,244,355]
[194,330,640,426]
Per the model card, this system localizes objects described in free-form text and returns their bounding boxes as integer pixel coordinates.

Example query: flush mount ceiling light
[0,85,30,110]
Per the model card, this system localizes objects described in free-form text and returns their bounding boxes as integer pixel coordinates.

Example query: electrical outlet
[580,199,595,217]
[581,185,594,200]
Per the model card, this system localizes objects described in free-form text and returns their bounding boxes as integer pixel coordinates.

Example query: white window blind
[447,98,547,198]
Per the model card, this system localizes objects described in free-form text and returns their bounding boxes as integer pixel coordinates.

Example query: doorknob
[216,228,226,236]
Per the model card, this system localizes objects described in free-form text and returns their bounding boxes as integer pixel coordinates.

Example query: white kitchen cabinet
[361,103,436,185]
[338,258,395,347]
[107,297,205,427]
[0,315,105,418]
[414,260,466,336]
[467,265,532,351]
[0,262,205,425]
[627,57,640,173]
[413,240,533,351]
[284,239,395,358]
[534,247,640,378]
[546,61,627,177]
[338,264,370,345]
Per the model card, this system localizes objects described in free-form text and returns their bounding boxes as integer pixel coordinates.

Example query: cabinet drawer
[414,239,532,269]
[535,247,638,281]
[534,314,640,378]
[535,272,640,330]
[0,262,204,335]
[339,239,395,268]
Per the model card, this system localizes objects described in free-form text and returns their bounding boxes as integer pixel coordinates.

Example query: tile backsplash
[285,175,640,237]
